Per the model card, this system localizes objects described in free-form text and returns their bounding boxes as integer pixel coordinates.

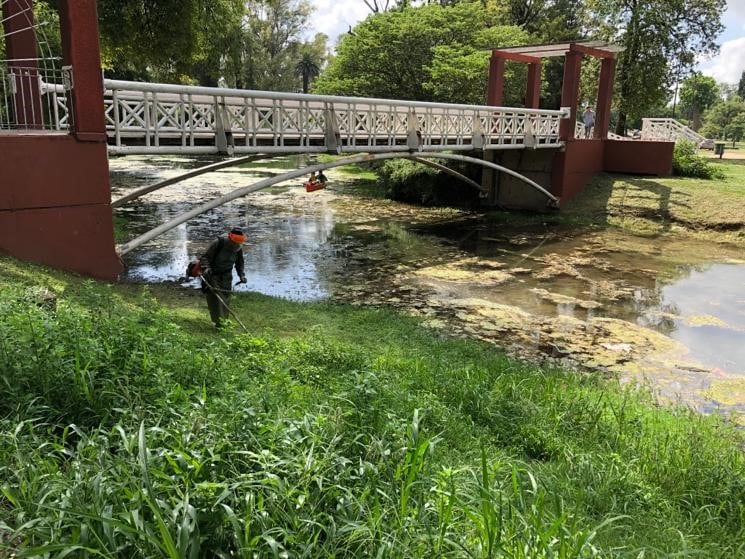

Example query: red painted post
[594,57,616,139]
[526,62,542,109]
[1,0,43,128]
[487,53,505,106]
[57,0,107,142]
[559,50,582,140]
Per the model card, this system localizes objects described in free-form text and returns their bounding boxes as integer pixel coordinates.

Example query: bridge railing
[0,65,71,132]
[641,118,708,145]
[47,79,568,154]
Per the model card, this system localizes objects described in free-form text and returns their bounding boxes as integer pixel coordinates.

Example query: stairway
[641,118,710,146]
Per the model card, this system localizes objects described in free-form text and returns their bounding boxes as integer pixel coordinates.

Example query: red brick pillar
[1,0,43,128]
[487,54,505,106]
[526,62,541,109]
[0,0,122,280]
[594,57,616,139]
[559,50,582,141]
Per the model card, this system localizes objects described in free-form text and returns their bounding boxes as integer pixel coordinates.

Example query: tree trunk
[692,108,701,131]
[302,73,309,93]
[615,112,627,136]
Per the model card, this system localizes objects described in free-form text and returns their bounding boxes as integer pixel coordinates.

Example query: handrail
[102,79,568,116]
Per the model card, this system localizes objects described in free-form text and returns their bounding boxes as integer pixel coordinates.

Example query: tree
[738,71,745,100]
[241,0,313,91]
[727,112,745,147]
[315,3,529,104]
[96,0,245,82]
[587,0,725,135]
[700,96,745,141]
[295,52,320,93]
[679,74,719,130]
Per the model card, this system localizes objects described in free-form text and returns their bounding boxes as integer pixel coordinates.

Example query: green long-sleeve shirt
[201,237,245,277]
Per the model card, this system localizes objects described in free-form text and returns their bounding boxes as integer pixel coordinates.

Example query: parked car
[699,138,715,150]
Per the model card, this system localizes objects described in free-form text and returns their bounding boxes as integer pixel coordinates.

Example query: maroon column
[487,54,505,106]
[1,0,43,128]
[525,62,541,109]
[58,0,107,141]
[0,0,122,280]
[594,57,616,139]
[559,50,582,140]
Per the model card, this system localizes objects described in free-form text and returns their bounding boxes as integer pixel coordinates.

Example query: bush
[672,140,725,179]
[377,158,481,207]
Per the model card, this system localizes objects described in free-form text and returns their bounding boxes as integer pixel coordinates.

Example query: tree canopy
[679,74,719,131]
[314,3,530,105]
[587,0,725,134]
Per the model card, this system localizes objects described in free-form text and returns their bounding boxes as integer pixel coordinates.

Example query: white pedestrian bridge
[38,79,569,155]
[5,76,571,254]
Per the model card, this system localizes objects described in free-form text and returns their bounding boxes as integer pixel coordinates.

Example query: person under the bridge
[308,171,318,184]
[317,170,328,185]
[200,227,248,328]
[582,106,595,139]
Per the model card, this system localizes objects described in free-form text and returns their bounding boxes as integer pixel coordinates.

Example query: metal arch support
[117,151,558,256]
[111,154,287,208]
[405,157,483,192]
[429,153,558,204]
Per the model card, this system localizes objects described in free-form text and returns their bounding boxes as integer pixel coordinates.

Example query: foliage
[679,73,719,131]
[376,159,480,206]
[295,52,321,93]
[97,0,245,83]
[0,265,744,556]
[700,96,745,142]
[315,3,529,104]
[424,26,532,105]
[671,140,724,179]
[726,112,745,147]
[587,0,725,134]
[240,0,319,91]
[738,71,745,100]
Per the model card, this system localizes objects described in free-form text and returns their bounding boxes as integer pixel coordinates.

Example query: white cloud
[306,0,371,46]
[701,36,745,83]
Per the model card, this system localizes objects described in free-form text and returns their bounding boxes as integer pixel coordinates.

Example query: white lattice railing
[48,79,568,154]
[641,118,708,145]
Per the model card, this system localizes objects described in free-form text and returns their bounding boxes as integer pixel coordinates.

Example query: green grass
[483,159,745,244]
[0,256,744,557]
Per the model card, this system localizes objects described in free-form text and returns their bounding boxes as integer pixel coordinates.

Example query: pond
[110,154,745,420]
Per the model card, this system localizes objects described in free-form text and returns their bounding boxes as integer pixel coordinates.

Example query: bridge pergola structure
[0,0,122,279]
[486,40,624,141]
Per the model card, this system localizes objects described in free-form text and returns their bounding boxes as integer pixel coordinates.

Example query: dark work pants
[205,272,233,325]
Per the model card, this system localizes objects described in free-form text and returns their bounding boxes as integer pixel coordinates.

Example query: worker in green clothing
[200,227,248,328]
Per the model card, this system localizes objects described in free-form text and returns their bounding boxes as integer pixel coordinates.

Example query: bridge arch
[112,153,484,207]
[117,152,558,256]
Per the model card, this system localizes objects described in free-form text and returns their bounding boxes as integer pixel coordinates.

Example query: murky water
[110,155,745,419]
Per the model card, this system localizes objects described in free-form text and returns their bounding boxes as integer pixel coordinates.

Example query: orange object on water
[304,181,326,192]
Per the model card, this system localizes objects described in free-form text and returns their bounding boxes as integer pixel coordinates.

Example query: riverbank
[1,256,744,557]
[487,158,745,245]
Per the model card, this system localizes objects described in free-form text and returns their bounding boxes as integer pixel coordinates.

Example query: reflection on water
[642,264,745,374]
[111,155,745,416]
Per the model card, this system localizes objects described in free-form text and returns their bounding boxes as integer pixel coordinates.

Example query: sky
[697,0,745,84]
[307,0,745,85]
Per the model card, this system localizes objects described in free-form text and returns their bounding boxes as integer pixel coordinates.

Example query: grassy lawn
[488,159,745,244]
[1,256,744,557]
